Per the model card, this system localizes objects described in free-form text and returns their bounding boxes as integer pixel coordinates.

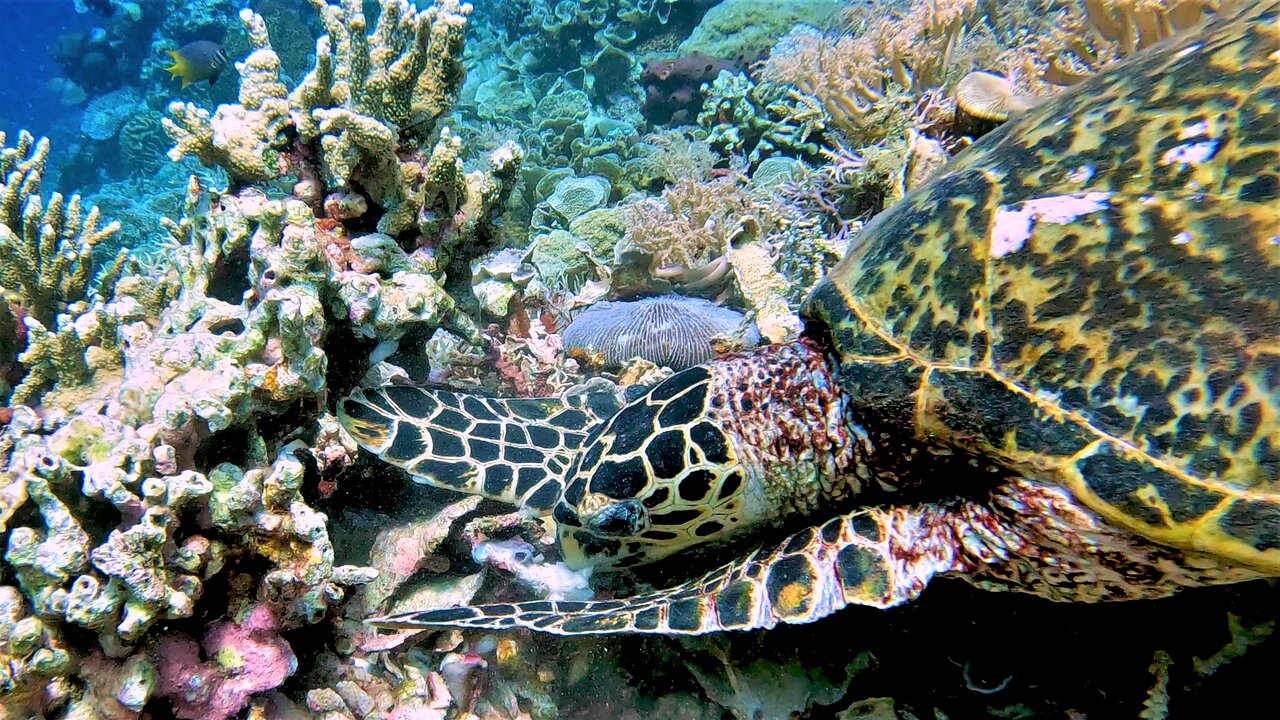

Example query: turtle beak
[557,526,590,570]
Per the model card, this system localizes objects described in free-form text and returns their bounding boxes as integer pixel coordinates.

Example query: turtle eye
[584,498,649,537]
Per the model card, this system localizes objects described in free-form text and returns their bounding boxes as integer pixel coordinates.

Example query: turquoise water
[1,0,1277,718]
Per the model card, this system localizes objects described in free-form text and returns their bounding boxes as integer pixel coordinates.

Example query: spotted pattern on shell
[803,1,1280,570]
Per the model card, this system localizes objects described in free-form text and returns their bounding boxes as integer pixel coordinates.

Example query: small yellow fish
[165,40,227,89]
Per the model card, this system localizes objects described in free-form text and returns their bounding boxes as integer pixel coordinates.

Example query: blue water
[0,0,96,148]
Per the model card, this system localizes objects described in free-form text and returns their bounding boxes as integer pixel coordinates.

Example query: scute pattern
[556,340,866,571]
[805,0,1280,570]
[338,386,622,512]
[558,366,751,569]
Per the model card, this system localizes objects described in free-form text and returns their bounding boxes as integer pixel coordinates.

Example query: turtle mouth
[580,496,650,537]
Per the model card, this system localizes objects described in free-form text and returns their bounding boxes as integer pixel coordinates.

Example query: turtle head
[551,366,755,571]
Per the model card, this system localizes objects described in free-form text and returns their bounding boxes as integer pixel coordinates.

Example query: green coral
[697,71,827,167]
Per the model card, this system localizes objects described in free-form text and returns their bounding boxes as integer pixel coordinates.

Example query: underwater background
[1,0,1278,718]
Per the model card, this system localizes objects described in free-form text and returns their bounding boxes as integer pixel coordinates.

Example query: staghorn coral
[0,130,129,405]
[562,295,760,370]
[290,0,470,173]
[165,0,522,272]
[0,131,126,330]
[0,143,498,712]
[163,8,292,184]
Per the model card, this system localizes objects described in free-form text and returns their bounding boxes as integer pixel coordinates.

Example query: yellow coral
[1036,0,1225,86]
[620,173,782,280]
[760,0,985,145]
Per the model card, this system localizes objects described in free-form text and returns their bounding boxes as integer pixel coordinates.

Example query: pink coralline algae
[152,603,298,720]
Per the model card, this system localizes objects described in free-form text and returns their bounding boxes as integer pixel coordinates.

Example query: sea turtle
[339,0,1280,636]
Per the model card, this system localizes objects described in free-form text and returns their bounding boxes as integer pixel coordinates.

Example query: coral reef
[679,0,844,63]
[7,0,1274,718]
[1,1,523,717]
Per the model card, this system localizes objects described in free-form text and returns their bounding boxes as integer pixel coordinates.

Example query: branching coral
[696,71,827,166]
[0,131,126,329]
[1036,0,1224,86]
[291,0,470,181]
[165,5,490,213]
[0,130,129,405]
[164,8,292,185]
[165,0,522,278]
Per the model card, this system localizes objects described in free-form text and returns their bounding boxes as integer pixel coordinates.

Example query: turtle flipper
[338,386,613,512]
[369,507,924,635]
[367,477,1235,635]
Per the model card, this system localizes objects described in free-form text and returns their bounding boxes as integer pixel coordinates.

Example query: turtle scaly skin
[345,0,1280,636]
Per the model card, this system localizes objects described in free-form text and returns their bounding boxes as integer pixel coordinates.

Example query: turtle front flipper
[368,478,1261,635]
[368,506,921,635]
[338,386,610,513]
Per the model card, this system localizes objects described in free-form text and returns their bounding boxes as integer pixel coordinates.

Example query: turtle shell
[803,1,1280,572]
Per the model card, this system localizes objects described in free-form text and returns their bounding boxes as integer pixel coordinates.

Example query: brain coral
[80,86,143,140]
[562,295,760,370]
[678,0,843,63]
